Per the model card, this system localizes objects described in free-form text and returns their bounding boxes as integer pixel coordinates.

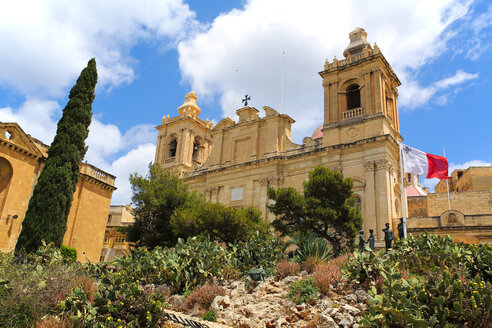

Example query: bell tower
[154,91,213,174]
[319,27,401,147]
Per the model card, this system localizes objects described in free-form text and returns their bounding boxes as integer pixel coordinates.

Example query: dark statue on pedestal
[367,229,375,251]
[382,223,393,252]
[358,230,365,252]
[397,218,405,240]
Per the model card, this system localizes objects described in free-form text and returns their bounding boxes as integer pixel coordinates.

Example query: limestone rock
[337,313,354,328]
[342,303,361,315]
[167,294,184,311]
[319,312,338,328]
[344,293,358,304]
[355,288,371,303]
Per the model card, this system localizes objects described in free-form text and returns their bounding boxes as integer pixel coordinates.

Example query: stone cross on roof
[242,94,251,107]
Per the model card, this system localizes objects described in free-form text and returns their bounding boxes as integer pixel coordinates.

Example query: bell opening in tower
[347,84,361,110]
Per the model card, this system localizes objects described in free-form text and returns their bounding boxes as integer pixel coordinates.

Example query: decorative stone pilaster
[375,158,390,171]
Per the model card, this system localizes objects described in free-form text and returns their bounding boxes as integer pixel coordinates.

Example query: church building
[0,122,116,262]
[155,28,403,246]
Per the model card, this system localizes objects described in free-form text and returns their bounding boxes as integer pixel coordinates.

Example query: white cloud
[0,99,60,143]
[108,144,156,205]
[465,5,492,60]
[0,0,197,97]
[399,70,478,108]
[471,4,492,34]
[420,160,492,191]
[178,0,474,141]
[0,99,157,204]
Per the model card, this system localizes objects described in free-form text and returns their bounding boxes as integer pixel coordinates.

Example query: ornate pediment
[213,117,235,131]
[0,122,46,158]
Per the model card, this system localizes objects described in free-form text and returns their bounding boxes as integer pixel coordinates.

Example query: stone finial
[178,91,201,117]
[343,27,372,58]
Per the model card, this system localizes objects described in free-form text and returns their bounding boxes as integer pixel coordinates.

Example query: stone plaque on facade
[231,187,243,201]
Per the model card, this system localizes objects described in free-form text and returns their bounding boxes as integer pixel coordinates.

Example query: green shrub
[55,271,166,327]
[288,277,319,304]
[342,249,388,285]
[0,301,34,328]
[0,243,92,328]
[342,234,492,327]
[360,266,492,327]
[172,202,270,244]
[60,245,77,263]
[394,233,491,283]
[233,231,283,274]
[202,310,217,322]
[112,236,236,293]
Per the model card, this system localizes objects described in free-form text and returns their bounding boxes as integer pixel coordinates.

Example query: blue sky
[0,0,491,204]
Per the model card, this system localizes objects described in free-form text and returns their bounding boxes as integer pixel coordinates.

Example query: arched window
[169,138,177,157]
[0,157,13,193]
[192,137,201,161]
[353,195,362,210]
[346,84,361,110]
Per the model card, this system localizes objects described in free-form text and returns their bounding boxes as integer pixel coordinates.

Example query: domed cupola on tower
[343,27,372,58]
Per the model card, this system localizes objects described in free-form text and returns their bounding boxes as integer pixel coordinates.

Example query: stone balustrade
[342,107,364,120]
[80,163,116,186]
[324,47,380,70]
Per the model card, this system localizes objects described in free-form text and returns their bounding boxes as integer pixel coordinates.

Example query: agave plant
[284,231,333,263]
[294,238,333,263]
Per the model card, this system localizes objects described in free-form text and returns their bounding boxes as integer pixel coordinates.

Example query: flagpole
[280,51,285,114]
[399,141,408,238]
[232,69,238,110]
[443,147,451,210]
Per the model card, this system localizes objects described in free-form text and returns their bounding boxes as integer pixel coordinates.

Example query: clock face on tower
[0,158,13,192]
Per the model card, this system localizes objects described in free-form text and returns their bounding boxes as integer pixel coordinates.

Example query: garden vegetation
[4,163,491,327]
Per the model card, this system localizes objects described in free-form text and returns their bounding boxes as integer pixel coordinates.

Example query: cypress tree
[15,59,97,255]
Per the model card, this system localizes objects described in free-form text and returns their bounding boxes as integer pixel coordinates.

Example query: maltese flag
[401,144,450,179]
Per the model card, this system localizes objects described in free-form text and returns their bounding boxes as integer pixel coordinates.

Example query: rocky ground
[164,272,370,328]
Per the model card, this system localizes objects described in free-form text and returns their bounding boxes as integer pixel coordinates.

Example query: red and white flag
[401,144,450,179]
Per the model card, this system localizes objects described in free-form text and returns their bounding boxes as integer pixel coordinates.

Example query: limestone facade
[0,122,116,262]
[155,28,403,245]
[435,166,492,193]
[100,205,135,262]
[407,167,492,244]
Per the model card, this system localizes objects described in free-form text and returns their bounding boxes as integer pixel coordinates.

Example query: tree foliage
[171,202,270,244]
[123,163,269,248]
[267,165,362,254]
[122,163,200,248]
[15,59,97,255]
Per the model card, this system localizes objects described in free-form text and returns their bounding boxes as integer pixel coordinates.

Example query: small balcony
[342,107,364,120]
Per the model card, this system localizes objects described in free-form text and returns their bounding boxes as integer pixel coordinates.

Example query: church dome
[311,124,323,139]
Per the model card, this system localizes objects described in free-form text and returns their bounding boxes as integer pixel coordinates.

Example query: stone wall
[435,167,492,192]
[407,210,492,244]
